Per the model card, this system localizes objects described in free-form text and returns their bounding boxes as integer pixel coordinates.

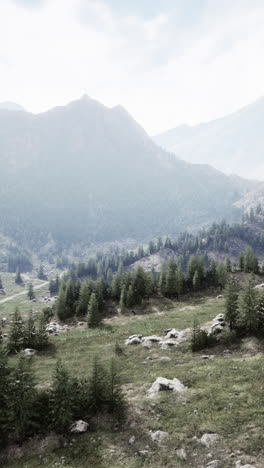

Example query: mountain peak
[0,101,25,112]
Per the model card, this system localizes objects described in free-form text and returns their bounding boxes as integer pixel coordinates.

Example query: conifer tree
[256,292,264,335]
[0,275,3,290]
[107,358,126,422]
[37,265,45,280]
[76,281,93,316]
[87,293,101,328]
[11,357,37,443]
[8,307,24,353]
[192,270,201,291]
[216,262,227,289]
[225,256,232,273]
[27,283,35,301]
[224,278,239,330]
[50,360,76,433]
[159,271,167,296]
[238,253,245,272]
[119,285,126,314]
[239,277,258,335]
[56,287,67,321]
[23,311,37,349]
[15,269,23,285]
[126,285,135,308]
[35,314,49,350]
[88,356,107,414]
[0,346,11,447]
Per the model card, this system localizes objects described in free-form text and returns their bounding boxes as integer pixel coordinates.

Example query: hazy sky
[1,0,264,134]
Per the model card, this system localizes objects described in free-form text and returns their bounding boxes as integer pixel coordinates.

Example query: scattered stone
[201,355,214,360]
[254,283,264,289]
[217,295,224,299]
[200,433,220,448]
[69,420,89,434]
[128,436,136,445]
[149,430,169,444]
[176,448,187,460]
[205,461,221,468]
[46,322,64,334]
[148,377,187,397]
[165,328,179,339]
[158,356,171,362]
[137,450,149,457]
[78,322,85,326]
[235,462,256,468]
[21,348,36,357]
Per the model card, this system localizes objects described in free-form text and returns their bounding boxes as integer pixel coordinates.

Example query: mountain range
[0,96,261,246]
[154,98,264,180]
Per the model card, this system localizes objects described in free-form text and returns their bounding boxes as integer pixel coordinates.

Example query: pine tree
[11,357,37,444]
[239,277,258,335]
[76,281,93,316]
[225,256,232,273]
[216,262,227,289]
[107,358,127,422]
[119,285,126,314]
[8,308,24,353]
[0,275,3,290]
[15,269,23,285]
[256,292,264,335]
[35,314,49,350]
[0,346,11,447]
[88,356,107,414]
[87,293,101,328]
[23,311,37,349]
[50,360,76,433]
[126,284,135,308]
[238,253,245,272]
[37,265,45,280]
[159,271,167,296]
[27,283,35,301]
[224,278,239,330]
[56,287,67,321]
[192,270,201,291]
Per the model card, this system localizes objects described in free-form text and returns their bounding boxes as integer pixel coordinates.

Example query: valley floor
[2,295,264,467]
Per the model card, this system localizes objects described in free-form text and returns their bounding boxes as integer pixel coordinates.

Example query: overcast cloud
[1,0,264,133]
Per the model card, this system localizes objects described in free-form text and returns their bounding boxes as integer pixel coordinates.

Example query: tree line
[0,350,126,449]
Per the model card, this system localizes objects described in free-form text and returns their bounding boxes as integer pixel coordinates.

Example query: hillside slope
[154,97,264,180]
[0,96,257,246]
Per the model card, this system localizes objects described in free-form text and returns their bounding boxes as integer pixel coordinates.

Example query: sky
[1,0,264,134]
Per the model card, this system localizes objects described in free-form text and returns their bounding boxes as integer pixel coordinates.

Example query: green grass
[3,295,264,468]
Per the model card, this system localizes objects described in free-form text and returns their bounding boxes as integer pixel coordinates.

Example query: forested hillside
[0,96,257,247]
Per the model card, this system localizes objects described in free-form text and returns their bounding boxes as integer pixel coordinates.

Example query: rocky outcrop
[148,377,187,397]
[149,430,169,444]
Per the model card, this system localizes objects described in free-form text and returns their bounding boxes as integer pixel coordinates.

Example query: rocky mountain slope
[154,97,264,180]
[0,96,260,246]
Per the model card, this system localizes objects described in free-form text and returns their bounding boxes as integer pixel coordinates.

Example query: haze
[1,0,264,134]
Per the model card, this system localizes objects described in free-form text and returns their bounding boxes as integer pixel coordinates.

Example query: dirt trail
[0,281,48,305]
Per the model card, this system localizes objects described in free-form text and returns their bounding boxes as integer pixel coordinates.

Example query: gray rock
[176,448,187,460]
[159,339,178,349]
[148,377,187,397]
[21,348,36,357]
[200,433,220,448]
[137,450,149,457]
[235,462,256,468]
[125,335,142,345]
[149,430,169,444]
[128,436,136,445]
[69,420,89,433]
[205,461,221,468]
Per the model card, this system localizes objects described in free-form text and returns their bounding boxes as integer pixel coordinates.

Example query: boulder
[142,336,162,344]
[125,335,142,345]
[21,348,36,357]
[148,377,187,397]
[149,430,169,444]
[165,328,179,339]
[176,448,187,460]
[200,433,220,448]
[217,295,224,299]
[46,322,64,334]
[69,420,89,433]
[159,339,177,349]
[254,283,264,289]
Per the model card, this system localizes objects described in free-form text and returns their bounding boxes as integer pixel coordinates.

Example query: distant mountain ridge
[0,101,24,111]
[153,97,264,180]
[0,95,261,246]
